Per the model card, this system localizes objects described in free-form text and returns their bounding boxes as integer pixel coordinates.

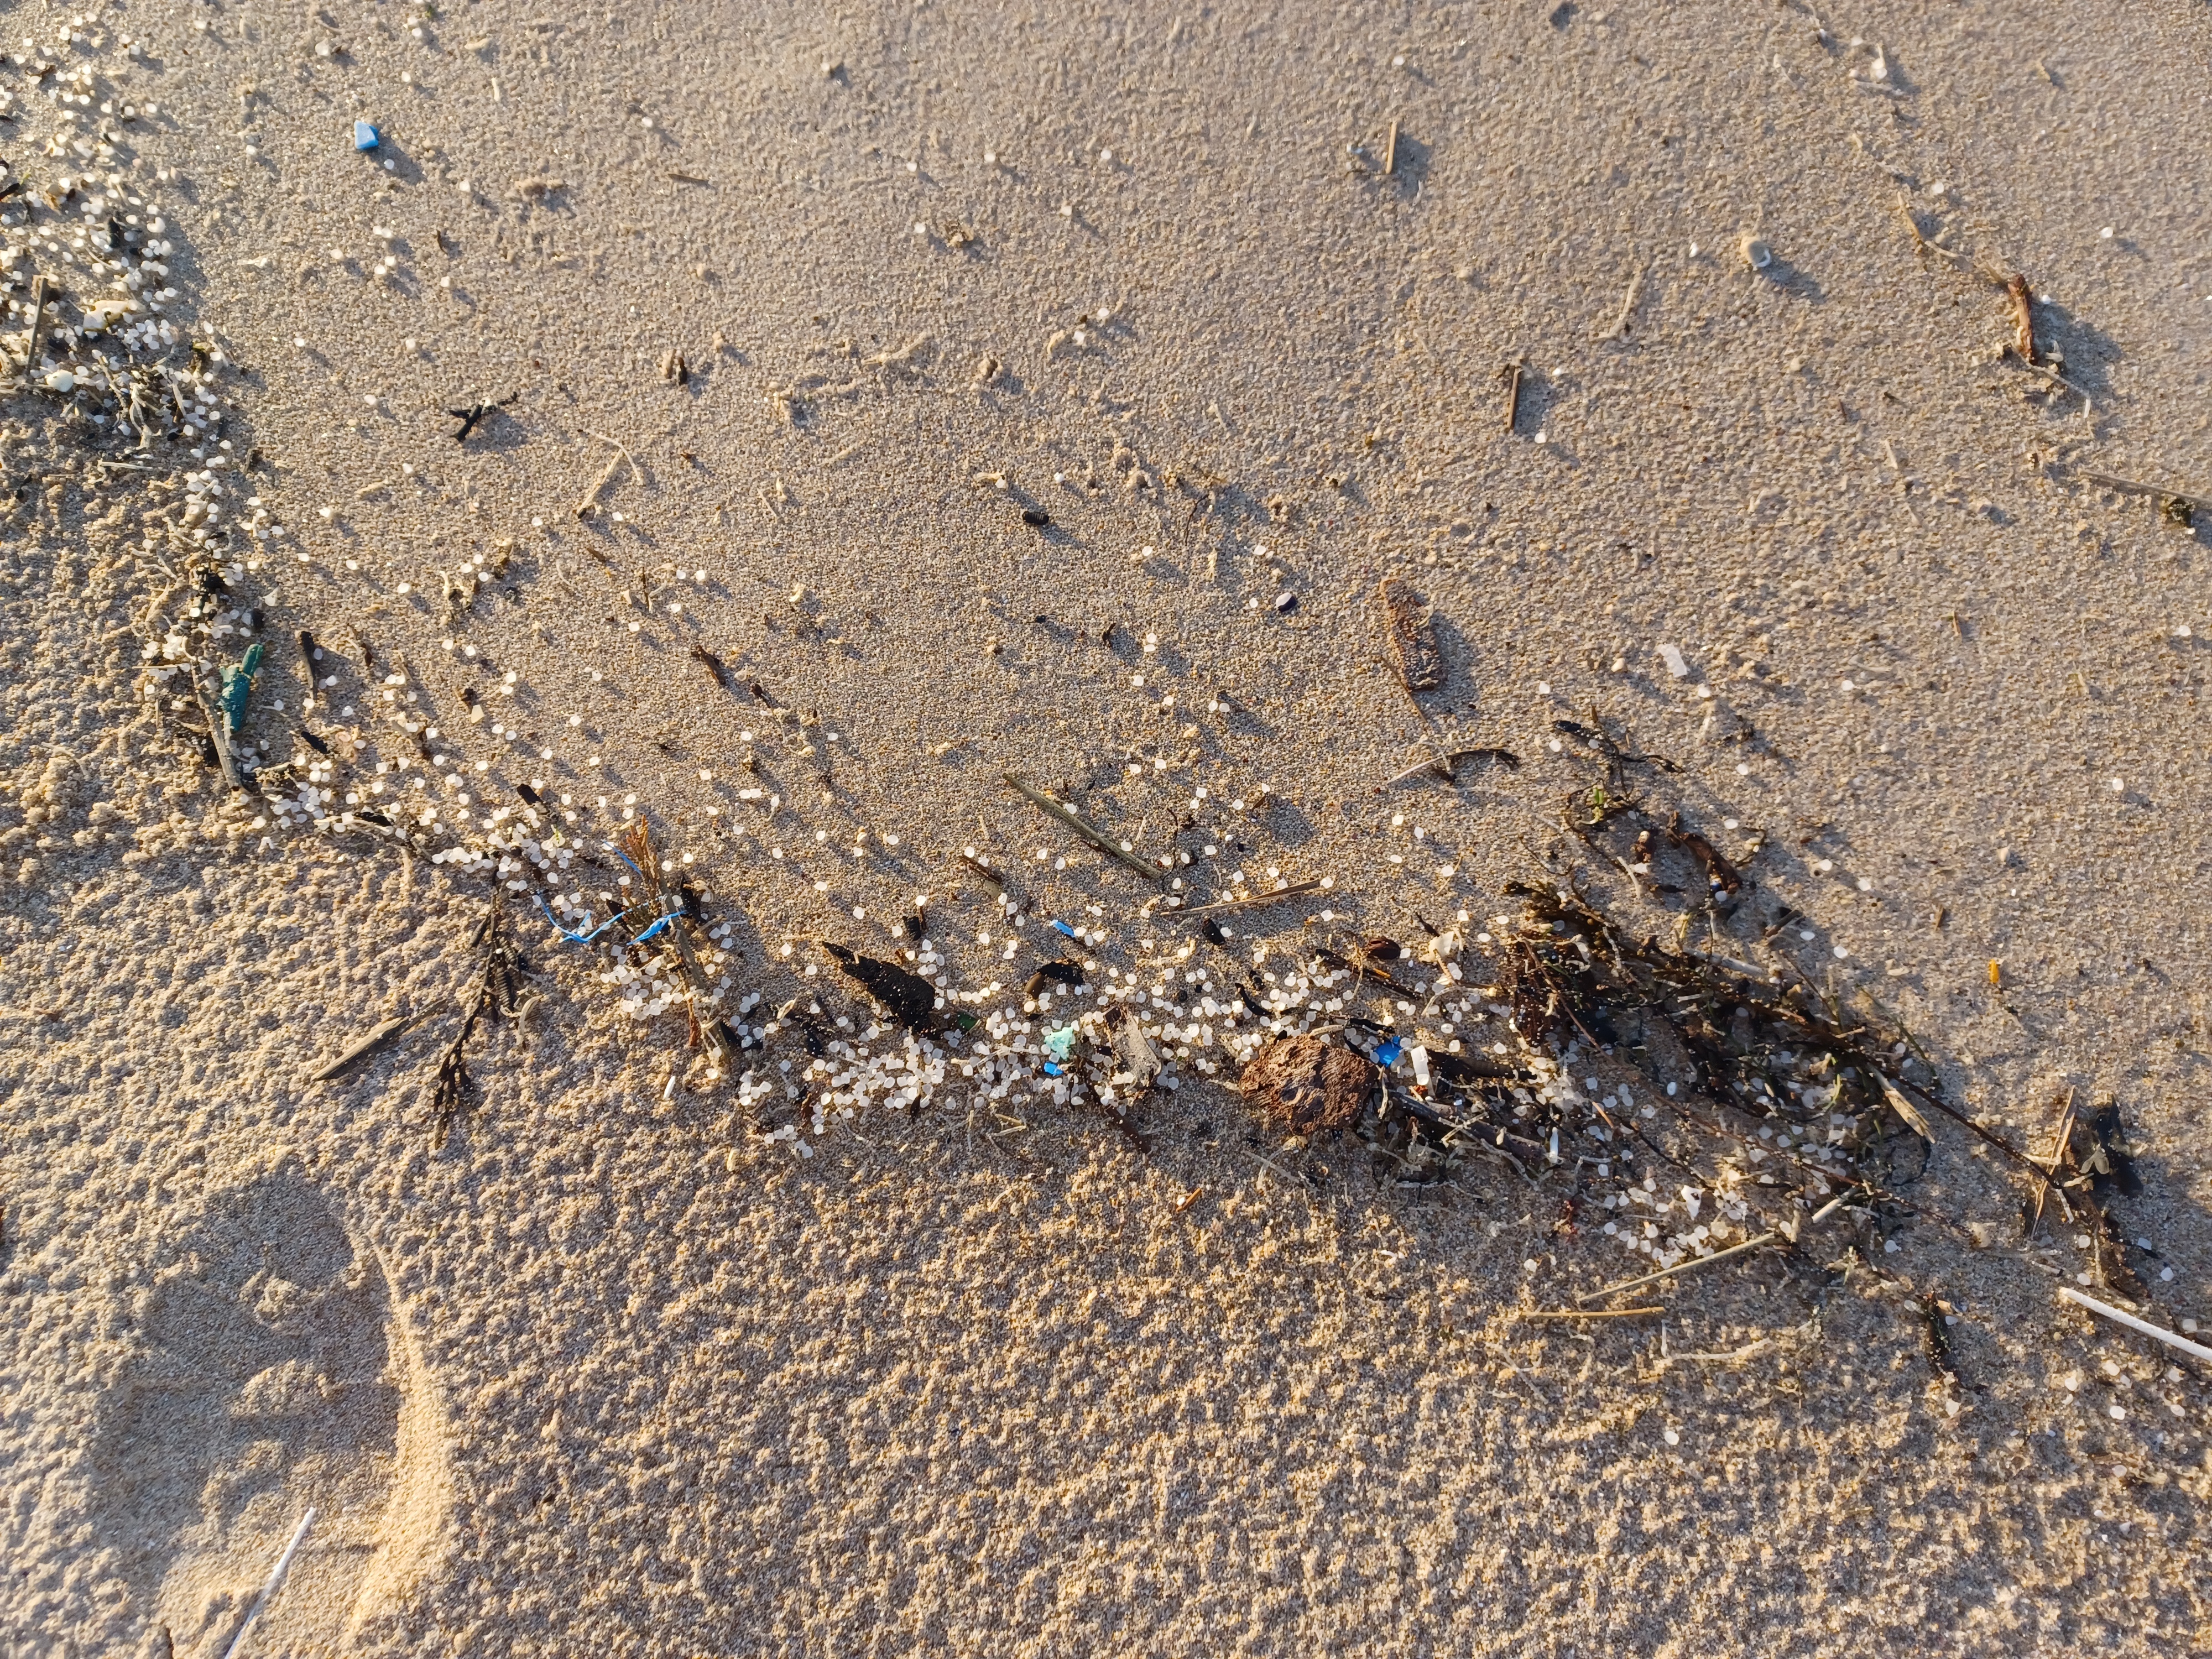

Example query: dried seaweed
[1492,879,1942,1199]
[1024,959,1086,997]
[1921,1291,1961,1385]
[429,902,526,1146]
[1663,813,1743,896]
[307,1012,419,1084]
[2079,1098,2142,1196]
[618,821,744,1065]
[822,941,940,1030]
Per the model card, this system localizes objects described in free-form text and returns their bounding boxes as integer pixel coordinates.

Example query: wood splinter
[24,273,52,371]
[1597,263,1647,342]
[2005,272,2038,364]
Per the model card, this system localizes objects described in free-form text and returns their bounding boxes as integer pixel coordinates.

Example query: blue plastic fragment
[1373,1036,1404,1067]
[534,893,618,946]
[1048,919,1077,940]
[1042,1061,1066,1077]
[353,119,380,152]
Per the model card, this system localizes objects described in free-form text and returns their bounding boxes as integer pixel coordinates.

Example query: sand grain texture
[4,1,2212,1653]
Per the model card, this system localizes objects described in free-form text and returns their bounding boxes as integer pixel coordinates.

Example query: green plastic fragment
[220,641,263,735]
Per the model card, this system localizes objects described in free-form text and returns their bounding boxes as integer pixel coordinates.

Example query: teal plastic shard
[220,641,263,734]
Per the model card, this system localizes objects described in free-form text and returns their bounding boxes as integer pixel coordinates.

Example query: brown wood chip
[1240,1034,1377,1136]
[1379,577,1443,691]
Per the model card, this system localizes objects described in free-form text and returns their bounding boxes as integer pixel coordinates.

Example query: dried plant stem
[573,429,640,518]
[1512,1306,1665,1321]
[1576,1194,1847,1305]
[1004,773,1164,882]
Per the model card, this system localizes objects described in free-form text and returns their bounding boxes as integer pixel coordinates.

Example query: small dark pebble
[1021,507,1051,527]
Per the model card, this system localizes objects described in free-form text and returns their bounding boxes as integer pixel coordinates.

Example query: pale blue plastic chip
[353,119,380,152]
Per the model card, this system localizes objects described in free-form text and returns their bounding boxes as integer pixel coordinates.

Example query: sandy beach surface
[4,1,2211,1652]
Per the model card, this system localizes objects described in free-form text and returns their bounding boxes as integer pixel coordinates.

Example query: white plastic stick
[222,1507,316,1659]
[2057,1287,2212,1364]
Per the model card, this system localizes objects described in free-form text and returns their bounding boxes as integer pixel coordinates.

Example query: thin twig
[1378,747,1520,791]
[1894,195,1970,267]
[191,664,250,792]
[2001,346,2094,410]
[1003,773,1164,883]
[2028,1087,2077,1234]
[573,429,640,519]
[1597,263,1647,342]
[1575,1193,1848,1305]
[2077,469,2211,515]
[1170,879,1327,916]
[24,273,52,372]
[1512,1306,1665,1321]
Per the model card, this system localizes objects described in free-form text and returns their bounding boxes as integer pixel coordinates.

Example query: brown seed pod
[1240,1034,1378,1137]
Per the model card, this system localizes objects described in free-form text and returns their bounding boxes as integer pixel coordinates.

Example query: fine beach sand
[4,1,2212,1653]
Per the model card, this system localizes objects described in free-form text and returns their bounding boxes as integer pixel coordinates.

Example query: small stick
[220,1507,316,1659]
[573,429,640,519]
[1576,1194,1847,1305]
[1172,879,1327,916]
[2028,1087,2077,1233]
[2005,273,2038,363]
[2001,346,2094,410]
[307,1013,419,1083]
[191,665,250,792]
[1383,118,1399,176]
[24,273,51,371]
[1499,359,1525,434]
[1378,747,1521,791]
[958,852,1009,893]
[296,629,321,709]
[2077,469,2212,515]
[2057,1287,2212,1365]
[1512,1306,1665,1321]
[1003,773,1164,883]
[1597,263,1646,342]
[575,451,625,519]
